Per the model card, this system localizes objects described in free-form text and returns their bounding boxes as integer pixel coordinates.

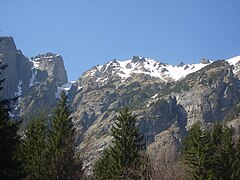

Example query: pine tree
[0,61,23,179]
[218,126,236,179]
[94,107,145,179]
[182,122,213,179]
[233,135,240,179]
[18,114,47,179]
[210,122,224,178]
[210,123,237,179]
[93,148,112,180]
[47,91,83,180]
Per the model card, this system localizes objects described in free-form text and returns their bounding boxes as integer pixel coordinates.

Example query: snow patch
[70,80,76,84]
[29,67,37,87]
[14,80,23,104]
[151,94,158,99]
[84,55,240,83]
[55,81,73,98]
[29,59,40,69]
[146,102,151,108]
[15,80,23,97]
[8,112,15,118]
[227,55,240,65]
[77,86,83,91]
[96,65,103,71]
[164,63,208,80]
[115,58,208,81]
[227,56,240,74]
[117,60,135,79]
[104,58,209,81]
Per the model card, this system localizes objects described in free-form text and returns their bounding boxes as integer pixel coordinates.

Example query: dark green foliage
[210,122,223,178]
[0,108,22,179]
[18,114,47,179]
[110,108,145,178]
[182,122,240,180]
[47,91,83,180]
[210,123,237,179]
[0,61,23,179]
[17,92,83,179]
[94,108,145,179]
[218,126,236,179]
[233,136,240,178]
[93,148,112,180]
[182,122,213,179]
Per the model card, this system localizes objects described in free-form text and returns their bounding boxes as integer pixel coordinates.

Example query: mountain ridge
[1,36,240,172]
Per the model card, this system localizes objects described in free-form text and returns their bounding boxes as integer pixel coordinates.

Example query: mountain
[1,36,240,172]
[0,37,70,120]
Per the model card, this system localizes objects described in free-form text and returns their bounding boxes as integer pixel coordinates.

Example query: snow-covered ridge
[87,55,240,82]
[89,56,212,81]
[226,55,240,65]
[31,52,61,61]
[227,55,240,74]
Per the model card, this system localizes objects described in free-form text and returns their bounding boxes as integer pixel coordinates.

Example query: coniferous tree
[93,148,112,180]
[233,135,240,179]
[210,122,224,178]
[182,122,213,179]
[18,114,47,180]
[94,107,145,179]
[182,122,240,179]
[47,91,83,180]
[218,126,236,179]
[0,61,22,179]
[209,123,237,179]
[110,108,145,179]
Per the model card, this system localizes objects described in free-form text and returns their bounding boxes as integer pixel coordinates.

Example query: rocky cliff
[0,37,69,120]
[1,36,240,171]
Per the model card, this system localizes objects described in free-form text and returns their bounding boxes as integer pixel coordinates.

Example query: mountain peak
[86,56,213,82]
[132,56,146,63]
[200,58,211,64]
[31,52,61,61]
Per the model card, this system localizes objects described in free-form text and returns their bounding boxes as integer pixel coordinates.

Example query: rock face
[0,37,69,119]
[69,57,240,171]
[0,37,32,99]
[1,36,240,172]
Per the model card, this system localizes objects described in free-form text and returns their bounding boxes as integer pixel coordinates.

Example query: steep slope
[68,56,240,171]
[0,37,70,119]
[18,52,70,118]
[1,36,240,172]
[0,37,32,99]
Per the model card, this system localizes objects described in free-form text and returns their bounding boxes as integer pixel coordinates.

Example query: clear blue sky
[1,0,240,80]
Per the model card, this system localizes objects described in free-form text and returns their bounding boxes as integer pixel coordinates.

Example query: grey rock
[2,36,240,174]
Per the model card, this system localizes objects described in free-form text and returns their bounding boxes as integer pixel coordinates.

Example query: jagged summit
[86,55,211,82]
[31,52,61,61]
[29,52,67,85]
[81,55,240,85]
[2,36,240,173]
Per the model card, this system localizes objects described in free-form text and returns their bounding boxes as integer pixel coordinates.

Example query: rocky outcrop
[19,53,69,118]
[1,36,240,172]
[172,61,240,129]
[0,37,32,99]
[0,37,69,119]
[71,59,240,172]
